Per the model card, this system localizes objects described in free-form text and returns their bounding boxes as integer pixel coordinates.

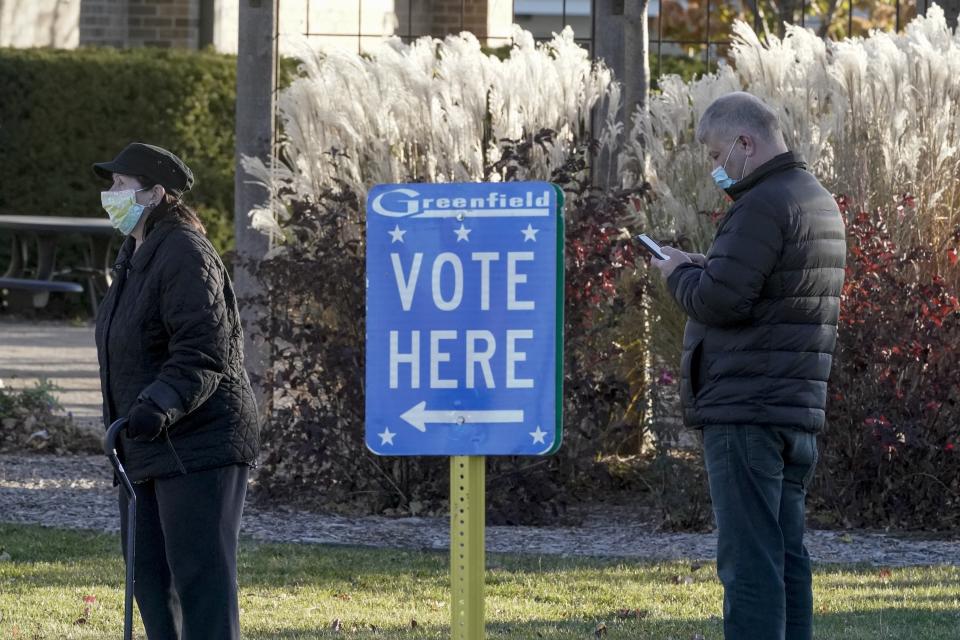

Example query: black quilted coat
[95,207,259,482]
[666,152,846,432]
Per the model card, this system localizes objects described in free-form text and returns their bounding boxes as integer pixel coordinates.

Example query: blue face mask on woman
[711,138,747,191]
[101,188,149,235]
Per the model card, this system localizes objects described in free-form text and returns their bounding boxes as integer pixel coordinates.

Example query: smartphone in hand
[636,234,669,261]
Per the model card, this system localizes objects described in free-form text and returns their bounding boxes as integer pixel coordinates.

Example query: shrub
[813,197,960,530]
[615,8,960,531]
[0,46,237,255]
[628,6,960,285]
[247,13,960,531]
[0,379,101,454]
[244,28,719,524]
[249,132,648,523]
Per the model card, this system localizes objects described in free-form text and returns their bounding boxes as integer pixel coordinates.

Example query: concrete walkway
[0,320,102,423]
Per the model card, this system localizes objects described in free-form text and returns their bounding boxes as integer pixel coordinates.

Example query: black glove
[127,400,168,441]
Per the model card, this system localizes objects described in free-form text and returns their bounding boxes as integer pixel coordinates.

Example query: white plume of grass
[246,27,616,236]
[246,8,959,276]
[626,5,960,263]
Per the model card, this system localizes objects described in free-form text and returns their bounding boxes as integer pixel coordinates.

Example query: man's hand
[650,246,693,279]
[127,400,168,441]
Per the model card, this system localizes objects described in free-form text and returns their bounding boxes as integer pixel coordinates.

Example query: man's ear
[740,134,757,158]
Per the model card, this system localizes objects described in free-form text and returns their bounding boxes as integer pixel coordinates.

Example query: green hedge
[0,47,237,253]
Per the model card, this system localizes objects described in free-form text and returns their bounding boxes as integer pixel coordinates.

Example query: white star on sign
[529,425,548,444]
[388,225,406,243]
[379,427,396,445]
[454,223,472,242]
[521,224,539,242]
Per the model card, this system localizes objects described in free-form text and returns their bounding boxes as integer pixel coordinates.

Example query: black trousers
[119,464,248,640]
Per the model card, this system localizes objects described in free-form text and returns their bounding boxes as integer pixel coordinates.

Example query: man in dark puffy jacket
[650,92,846,640]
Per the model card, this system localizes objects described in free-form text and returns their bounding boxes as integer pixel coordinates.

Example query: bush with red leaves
[814,196,960,530]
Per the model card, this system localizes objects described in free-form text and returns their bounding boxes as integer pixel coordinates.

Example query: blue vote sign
[365,182,564,456]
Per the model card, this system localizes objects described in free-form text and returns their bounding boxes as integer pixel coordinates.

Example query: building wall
[80,0,200,48]
[211,0,237,52]
[278,0,405,54]
[0,0,81,48]
[429,0,489,38]
[486,0,513,44]
[78,0,126,46]
[2,0,512,52]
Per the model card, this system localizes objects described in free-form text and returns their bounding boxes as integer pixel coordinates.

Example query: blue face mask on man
[711,138,748,191]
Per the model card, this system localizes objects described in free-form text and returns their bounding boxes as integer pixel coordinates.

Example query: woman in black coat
[94,142,259,640]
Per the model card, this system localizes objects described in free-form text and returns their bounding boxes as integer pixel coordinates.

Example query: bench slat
[0,277,84,294]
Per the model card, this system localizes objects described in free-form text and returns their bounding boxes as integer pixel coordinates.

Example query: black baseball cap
[94,142,194,195]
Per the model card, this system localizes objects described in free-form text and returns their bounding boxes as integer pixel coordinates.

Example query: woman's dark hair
[135,175,207,236]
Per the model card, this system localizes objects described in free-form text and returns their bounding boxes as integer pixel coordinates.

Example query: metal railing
[278,0,934,76]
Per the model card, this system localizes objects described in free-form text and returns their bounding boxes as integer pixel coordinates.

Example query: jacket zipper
[101,261,129,423]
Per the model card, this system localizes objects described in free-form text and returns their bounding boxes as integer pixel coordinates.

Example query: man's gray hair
[696,92,782,145]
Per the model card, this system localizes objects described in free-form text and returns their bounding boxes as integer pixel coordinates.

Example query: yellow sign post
[451,456,485,640]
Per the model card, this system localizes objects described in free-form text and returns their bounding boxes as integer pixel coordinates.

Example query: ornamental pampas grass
[248,7,959,277]
[627,5,960,266]
[244,27,616,239]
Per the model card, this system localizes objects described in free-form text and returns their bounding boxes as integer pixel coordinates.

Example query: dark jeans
[119,464,248,640]
[702,424,818,640]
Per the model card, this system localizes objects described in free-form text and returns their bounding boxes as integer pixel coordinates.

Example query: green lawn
[0,523,958,639]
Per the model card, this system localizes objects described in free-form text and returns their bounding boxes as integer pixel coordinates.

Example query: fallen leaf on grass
[74,595,97,625]
[410,619,419,629]
[615,608,649,620]
[595,622,607,638]
[330,618,342,632]
[879,568,892,580]
[333,592,352,601]
[673,574,695,585]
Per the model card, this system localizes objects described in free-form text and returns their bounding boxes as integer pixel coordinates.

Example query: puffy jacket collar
[111,204,183,273]
[725,151,806,201]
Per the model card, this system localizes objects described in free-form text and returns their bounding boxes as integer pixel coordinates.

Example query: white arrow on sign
[400,401,524,432]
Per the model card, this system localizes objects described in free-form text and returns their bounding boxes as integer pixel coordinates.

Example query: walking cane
[104,418,135,640]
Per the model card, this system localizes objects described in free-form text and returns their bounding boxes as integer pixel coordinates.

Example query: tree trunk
[234,0,276,409]
[623,0,650,125]
[592,0,651,187]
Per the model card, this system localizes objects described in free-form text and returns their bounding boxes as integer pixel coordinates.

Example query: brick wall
[128,0,200,48]
[80,0,201,49]
[76,0,503,52]
[79,0,128,46]
[430,0,488,38]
